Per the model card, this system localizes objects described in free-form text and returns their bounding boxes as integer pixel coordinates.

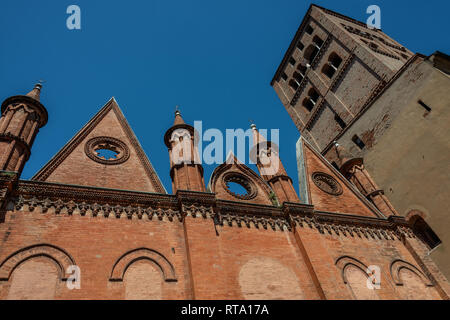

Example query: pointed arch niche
[335,256,380,300]
[390,259,438,300]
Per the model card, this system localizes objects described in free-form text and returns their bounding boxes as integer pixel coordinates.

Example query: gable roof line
[32,97,167,194]
[299,136,386,219]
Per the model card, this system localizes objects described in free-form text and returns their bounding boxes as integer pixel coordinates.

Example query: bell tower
[0,83,48,176]
[164,109,205,193]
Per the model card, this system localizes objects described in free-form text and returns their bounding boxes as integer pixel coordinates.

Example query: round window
[222,172,257,200]
[312,172,343,196]
[85,136,130,165]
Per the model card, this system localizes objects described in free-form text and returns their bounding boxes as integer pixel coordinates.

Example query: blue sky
[1,0,448,194]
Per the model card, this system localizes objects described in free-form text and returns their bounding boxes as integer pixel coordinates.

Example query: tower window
[312,36,324,47]
[411,216,442,250]
[297,41,305,51]
[297,64,307,76]
[334,114,346,129]
[322,52,343,78]
[289,57,296,66]
[289,79,299,91]
[302,88,320,112]
[305,25,314,35]
[280,72,288,81]
[352,135,365,150]
[329,53,342,68]
[304,45,319,64]
[293,72,303,83]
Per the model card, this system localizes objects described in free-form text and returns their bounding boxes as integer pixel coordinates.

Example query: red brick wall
[303,143,377,217]
[0,208,191,300]
[0,206,447,300]
[43,109,160,193]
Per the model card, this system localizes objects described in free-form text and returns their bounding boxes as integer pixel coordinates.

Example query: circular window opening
[312,172,343,196]
[95,146,120,160]
[226,181,249,197]
[85,136,130,165]
[222,172,257,200]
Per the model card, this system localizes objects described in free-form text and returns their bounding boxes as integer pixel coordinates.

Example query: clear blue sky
[1,0,448,194]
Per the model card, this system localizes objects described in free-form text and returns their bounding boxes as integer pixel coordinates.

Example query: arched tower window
[288,79,299,91]
[304,46,318,64]
[297,64,307,76]
[302,88,320,112]
[293,72,303,83]
[312,36,324,47]
[322,52,343,78]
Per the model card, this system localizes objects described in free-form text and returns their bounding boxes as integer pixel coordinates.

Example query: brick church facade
[0,81,449,300]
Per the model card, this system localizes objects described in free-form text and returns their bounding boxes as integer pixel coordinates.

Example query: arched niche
[390,259,432,287]
[109,248,177,282]
[335,256,380,300]
[0,244,75,281]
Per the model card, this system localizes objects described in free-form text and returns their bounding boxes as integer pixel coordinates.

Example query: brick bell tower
[0,83,48,176]
[164,109,205,193]
[250,123,299,204]
[334,142,397,216]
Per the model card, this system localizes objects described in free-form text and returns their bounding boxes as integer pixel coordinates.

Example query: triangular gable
[296,137,383,218]
[32,98,166,194]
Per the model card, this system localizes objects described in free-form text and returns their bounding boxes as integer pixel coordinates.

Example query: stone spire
[0,83,48,176]
[26,82,43,102]
[164,109,205,193]
[173,106,185,126]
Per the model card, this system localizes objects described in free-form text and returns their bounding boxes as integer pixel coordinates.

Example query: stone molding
[8,180,417,240]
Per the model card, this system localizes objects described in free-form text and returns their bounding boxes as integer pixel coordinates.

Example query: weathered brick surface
[302,140,377,217]
[0,65,448,299]
[33,100,164,193]
[0,209,191,300]
[184,217,320,300]
[272,5,413,151]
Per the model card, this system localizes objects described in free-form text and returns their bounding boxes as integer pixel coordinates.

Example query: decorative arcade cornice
[5,180,416,242]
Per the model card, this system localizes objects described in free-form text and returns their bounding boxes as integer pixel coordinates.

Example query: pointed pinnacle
[26,82,43,101]
[173,106,185,125]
